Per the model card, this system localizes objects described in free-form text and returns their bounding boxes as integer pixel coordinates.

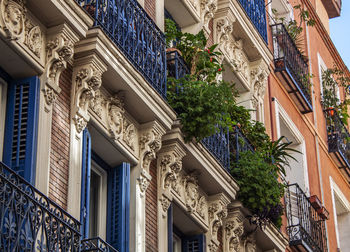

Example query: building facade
[0,0,348,251]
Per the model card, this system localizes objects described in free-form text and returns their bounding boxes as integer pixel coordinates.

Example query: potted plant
[309,195,322,210]
[317,206,330,220]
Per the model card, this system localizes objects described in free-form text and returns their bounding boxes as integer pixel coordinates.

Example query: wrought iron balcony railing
[324,109,350,180]
[76,0,167,99]
[202,127,231,171]
[229,125,255,163]
[167,50,189,80]
[285,184,328,252]
[271,23,312,113]
[238,0,268,43]
[0,161,81,251]
[81,237,118,252]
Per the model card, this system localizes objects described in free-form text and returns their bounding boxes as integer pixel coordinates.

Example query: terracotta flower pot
[309,195,322,210]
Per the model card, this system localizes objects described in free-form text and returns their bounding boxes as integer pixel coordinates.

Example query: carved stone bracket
[106,92,125,140]
[206,193,230,251]
[137,169,152,198]
[200,0,218,37]
[223,206,244,252]
[250,62,269,99]
[139,121,166,172]
[72,54,107,134]
[44,24,78,108]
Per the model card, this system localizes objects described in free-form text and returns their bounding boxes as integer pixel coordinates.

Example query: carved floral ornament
[224,213,244,252]
[0,0,42,57]
[251,65,268,99]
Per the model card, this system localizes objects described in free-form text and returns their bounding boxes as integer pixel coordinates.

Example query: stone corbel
[223,205,245,252]
[43,24,78,110]
[200,0,218,37]
[250,61,269,99]
[206,193,230,251]
[139,120,166,172]
[72,54,107,134]
[137,169,152,198]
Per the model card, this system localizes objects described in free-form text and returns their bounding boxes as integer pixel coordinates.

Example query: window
[168,204,206,252]
[330,178,350,251]
[3,76,40,184]
[80,128,130,252]
[318,53,340,103]
[268,0,293,24]
[0,77,8,160]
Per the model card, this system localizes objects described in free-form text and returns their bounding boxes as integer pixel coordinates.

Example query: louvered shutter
[168,204,173,252]
[107,162,130,252]
[80,128,92,238]
[182,234,206,252]
[3,76,40,184]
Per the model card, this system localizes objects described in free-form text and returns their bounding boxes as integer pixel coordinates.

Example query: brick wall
[49,66,72,209]
[217,226,223,252]
[146,160,158,252]
[144,0,156,22]
[207,19,214,46]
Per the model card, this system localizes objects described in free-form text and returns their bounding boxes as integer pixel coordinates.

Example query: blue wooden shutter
[182,234,206,252]
[168,204,173,252]
[80,128,92,238]
[107,162,130,252]
[3,76,40,184]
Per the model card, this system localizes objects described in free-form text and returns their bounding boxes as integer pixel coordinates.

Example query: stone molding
[43,24,78,109]
[72,54,107,134]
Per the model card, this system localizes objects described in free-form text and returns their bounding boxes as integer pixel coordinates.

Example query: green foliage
[321,68,350,124]
[231,151,285,227]
[165,19,237,142]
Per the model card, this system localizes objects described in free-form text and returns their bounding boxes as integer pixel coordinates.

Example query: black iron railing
[81,237,118,252]
[238,0,268,43]
[285,184,328,252]
[0,162,81,251]
[76,0,167,99]
[202,127,231,171]
[271,23,312,113]
[324,109,350,177]
[167,50,189,80]
[229,126,255,163]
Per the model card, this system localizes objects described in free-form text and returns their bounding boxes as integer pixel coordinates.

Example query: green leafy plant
[321,67,350,124]
[231,151,285,228]
[165,19,237,142]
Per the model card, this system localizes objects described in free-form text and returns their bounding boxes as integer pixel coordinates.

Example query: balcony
[0,162,81,251]
[76,0,167,99]
[238,0,268,43]
[321,0,342,18]
[229,125,255,163]
[271,23,313,114]
[81,237,118,252]
[285,184,328,252]
[166,50,189,80]
[324,109,350,181]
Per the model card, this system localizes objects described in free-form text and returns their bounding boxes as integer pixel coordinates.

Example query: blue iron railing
[202,127,231,171]
[81,237,118,252]
[76,0,167,99]
[271,23,312,113]
[238,0,268,43]
[285,184,328,252]
[324,109,350,178]
[166,50,189,80]
[229,125,255,163]
[0,162,81,251]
